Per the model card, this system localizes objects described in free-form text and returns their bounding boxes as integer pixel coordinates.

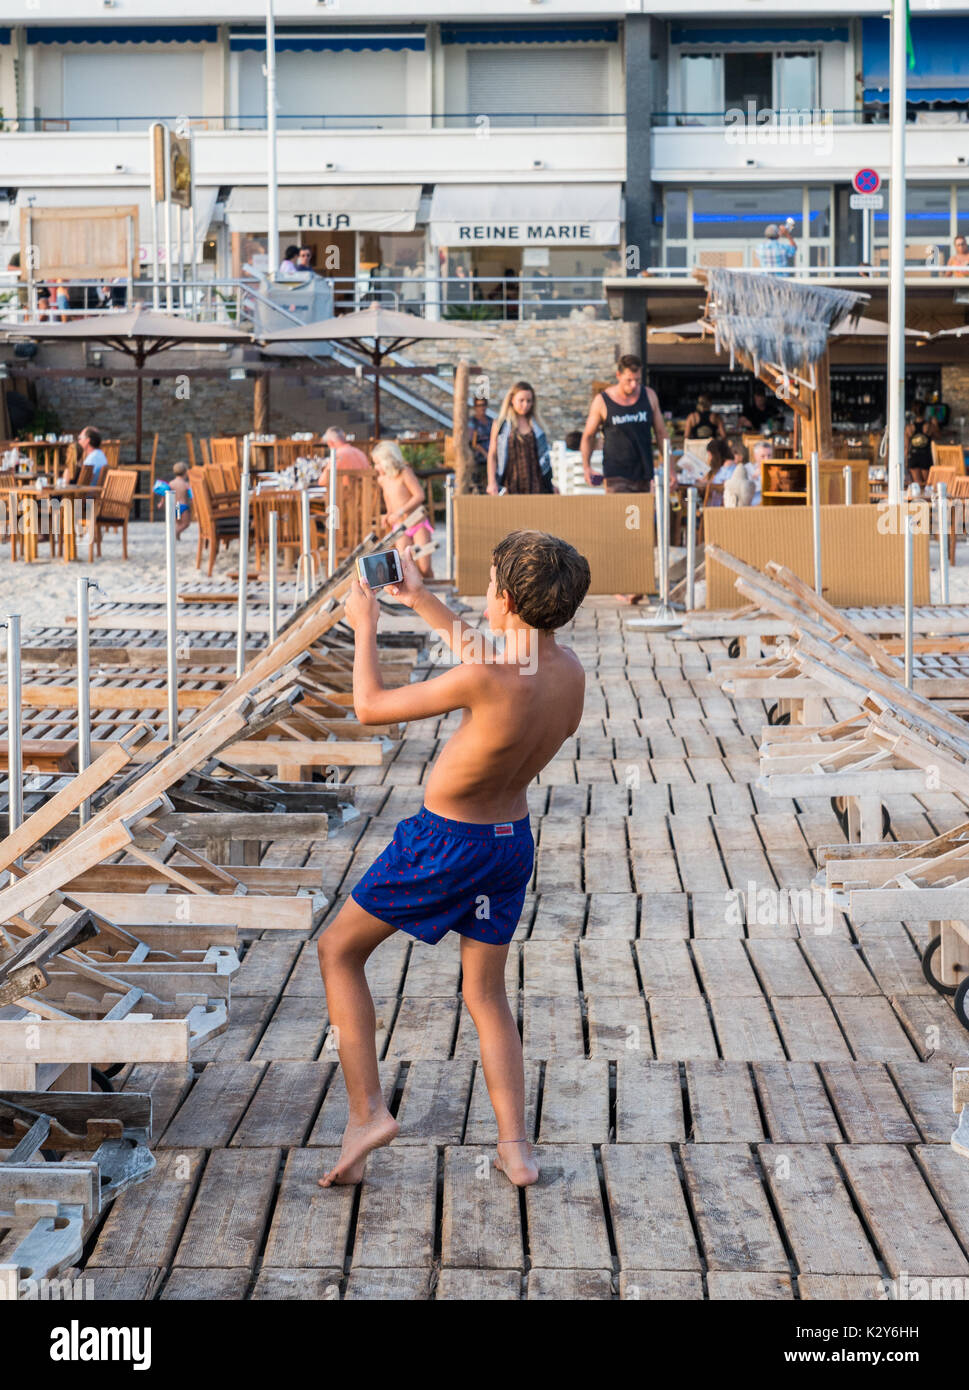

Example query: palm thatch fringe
[704,269,866,374]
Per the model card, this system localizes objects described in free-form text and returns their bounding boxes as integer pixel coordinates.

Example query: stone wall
[22,318,624,462]
[942,365,969,428]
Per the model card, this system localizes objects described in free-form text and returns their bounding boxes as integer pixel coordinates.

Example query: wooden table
[249,439,325,471]
[4,439,76,477]
[15,485,100,562]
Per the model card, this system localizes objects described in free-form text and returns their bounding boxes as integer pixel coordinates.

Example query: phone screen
[357,549,403,589]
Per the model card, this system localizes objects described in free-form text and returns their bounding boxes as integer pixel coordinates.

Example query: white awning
[224,185,421,234]
[428,182,621,247]
[12,187,218,264]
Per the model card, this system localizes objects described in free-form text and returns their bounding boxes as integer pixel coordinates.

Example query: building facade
[1,2,969,296]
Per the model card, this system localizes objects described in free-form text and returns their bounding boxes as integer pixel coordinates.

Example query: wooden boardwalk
[76,597,969,1300]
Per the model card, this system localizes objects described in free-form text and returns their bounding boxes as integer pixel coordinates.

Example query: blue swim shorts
[350,805,534,946]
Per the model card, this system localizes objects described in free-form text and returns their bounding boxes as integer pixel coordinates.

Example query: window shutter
[467,46,610,117]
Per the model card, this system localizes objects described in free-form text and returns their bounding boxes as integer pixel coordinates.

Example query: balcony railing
[2,111,626,134]
[0,275,610,325]
[652,109,968,127]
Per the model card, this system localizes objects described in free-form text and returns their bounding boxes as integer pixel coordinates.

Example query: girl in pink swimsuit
[371,439,435,578]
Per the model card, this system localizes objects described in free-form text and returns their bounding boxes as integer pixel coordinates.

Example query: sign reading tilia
[224,186,421,234]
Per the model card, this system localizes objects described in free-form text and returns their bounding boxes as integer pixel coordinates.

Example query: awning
[441,23,618,45]
[0,30,10,45]
[229,28,425,53]
[12,187,219,264]
[27,25,218,45]
[428,183,621,247]
[671,25,849,45]
[863,16,969,102]
[224,186,421,234]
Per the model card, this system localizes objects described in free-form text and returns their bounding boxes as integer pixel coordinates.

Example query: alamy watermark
[724,103,835,157]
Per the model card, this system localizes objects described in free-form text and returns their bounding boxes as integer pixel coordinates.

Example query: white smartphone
[356,549,404,589]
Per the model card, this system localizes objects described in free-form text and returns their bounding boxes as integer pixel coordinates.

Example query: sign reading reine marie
[435,220,620,246]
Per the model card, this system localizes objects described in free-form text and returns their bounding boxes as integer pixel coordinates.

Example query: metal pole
[938,482,950,605]
[149,124,160,312]
[887,0,907,508]
[6,615,22,837]
[810,450,822,594]
[165,489,178,743]
[76,579,92,825]
[661,437,672,605]
[327,447,338,577]
[843,464,853,506]
[266,0,279,279]
[445,473,455,581]
[268,510,279,642]
[686,485,697,611]
[904,509,914,689]
[297,486,313,603]
[236,436,251,678]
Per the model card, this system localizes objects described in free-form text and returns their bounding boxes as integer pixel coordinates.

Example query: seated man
[319,427,371,476]
[78,426,110,482]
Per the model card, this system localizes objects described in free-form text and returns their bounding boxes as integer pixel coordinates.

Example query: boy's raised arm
[346,579,478,724]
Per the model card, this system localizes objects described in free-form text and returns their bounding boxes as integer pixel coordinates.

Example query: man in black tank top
[579,354,668,493]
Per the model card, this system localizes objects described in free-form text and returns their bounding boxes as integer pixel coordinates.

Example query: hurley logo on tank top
[609,408,651,425]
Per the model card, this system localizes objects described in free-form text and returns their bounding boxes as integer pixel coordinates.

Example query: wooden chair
[116,431,159,521]
[203,464,239,514]
[932,442,967,475]
[90,467,137,560]
[251,491,320,574]
[184,433,197,466]
[927,465,958,490]
[102,441,122,468]
[209,437,240,468]
[333,471,383,561]
[189,466,240,575]
[0,474,20,560]
[74,462,94,488]
[273,441,301,470]
[199,437,212,467]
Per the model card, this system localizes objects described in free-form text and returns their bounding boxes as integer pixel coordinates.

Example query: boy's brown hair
[172,461,188,476]
[492,530,590,633]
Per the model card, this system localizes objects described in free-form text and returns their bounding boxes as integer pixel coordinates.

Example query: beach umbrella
[0,303,251,472]
[258,304,495,436]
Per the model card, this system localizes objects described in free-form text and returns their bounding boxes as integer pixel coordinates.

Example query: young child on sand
[317,529,590,1188]
[154,461,192,538]
[371,439,435,578]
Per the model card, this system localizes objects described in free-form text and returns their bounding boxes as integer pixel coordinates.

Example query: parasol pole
[266,0,279,279]
[236,436,251,678]
[887,0,908,507]
[373,353,381,438]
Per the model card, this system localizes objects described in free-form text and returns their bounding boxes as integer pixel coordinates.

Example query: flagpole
[887,0,908,508]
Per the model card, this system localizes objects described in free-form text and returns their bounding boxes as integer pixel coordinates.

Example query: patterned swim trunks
[351,805,534,945]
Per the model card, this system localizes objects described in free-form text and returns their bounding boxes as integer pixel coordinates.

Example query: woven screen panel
[454,495,655,596]
[705,504,930,609]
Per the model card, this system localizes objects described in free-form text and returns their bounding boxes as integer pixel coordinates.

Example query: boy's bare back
[425,642,584,824]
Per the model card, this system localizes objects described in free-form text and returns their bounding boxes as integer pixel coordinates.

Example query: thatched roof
[702,269,867,376]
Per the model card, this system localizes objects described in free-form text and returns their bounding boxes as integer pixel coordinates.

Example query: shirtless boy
[317,529,590,1188]
[371,439,435,578]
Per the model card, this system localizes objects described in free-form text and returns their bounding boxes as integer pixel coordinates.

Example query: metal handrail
[4,111,626,133]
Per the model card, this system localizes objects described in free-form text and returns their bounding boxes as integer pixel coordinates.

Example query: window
[776,52,818,110]
[467,46,610,125]
[724,52,772,112]
[680,53,720,118]
[661,184,834,269]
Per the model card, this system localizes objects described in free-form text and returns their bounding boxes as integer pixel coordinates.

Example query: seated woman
[371,439,434,579]
[706,438,761,507]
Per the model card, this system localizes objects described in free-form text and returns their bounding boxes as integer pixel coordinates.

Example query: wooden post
[811,348,834,461]
[253,372,269,435]
[452,359,473,494]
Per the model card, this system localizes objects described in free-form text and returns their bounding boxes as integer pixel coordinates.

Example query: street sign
[850,193,884,210]
[853,168,881,194]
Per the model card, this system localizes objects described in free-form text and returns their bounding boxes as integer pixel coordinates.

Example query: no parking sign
[853,169,881,195]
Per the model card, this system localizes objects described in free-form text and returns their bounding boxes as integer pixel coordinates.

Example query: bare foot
[494,1138,539,1187]
[614,594,645,605]
[318,1111,399,1187]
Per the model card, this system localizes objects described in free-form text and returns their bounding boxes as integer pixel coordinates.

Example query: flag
[905,2,915,69]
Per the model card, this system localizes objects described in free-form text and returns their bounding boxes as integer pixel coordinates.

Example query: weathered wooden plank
[261,1147,353,1269]
[820,1062,921,1143]
[524,1145,612,1269]
[686,1061,765,1142]
[708,996,787,1062]
[441,1146,524,1270]
[350,1146,438,1268]
[159,1061,267,1149]
[538,1060,610,1143]
[615,1059,685,1143]
[231,1061,334,1148]
[173,1148,279,1270]
[395,1059,474,1145]
[681,1144,788,1274]
[436,1268,522,1300]
[586,995,653,1059]
[649,997,718,1060]
[761,1143,880,1276]
[838,1144,969,1277]
[88,1149,205,1270]
[752,1062,843,1144]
